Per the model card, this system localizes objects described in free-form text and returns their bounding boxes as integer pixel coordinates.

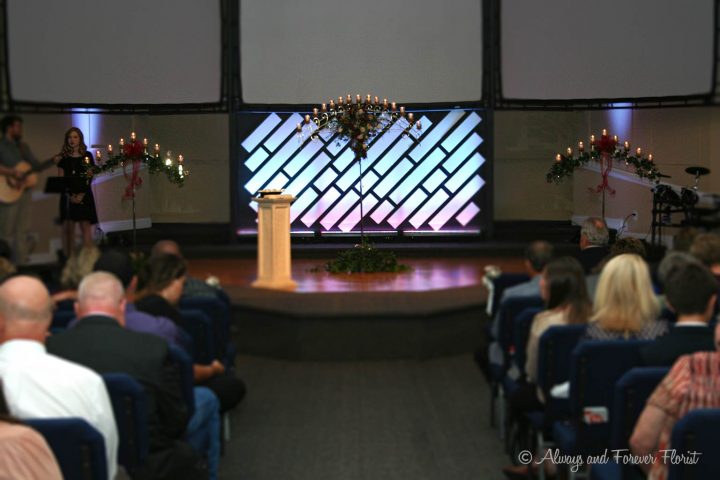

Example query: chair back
[489,273,531,317]
[179,296,230,359]
[668,408,720,480]
[51,309,76,330]
[26,417,108,480]
[102,373,149,473]
[178,308,216,365]
[511,307,544,374]
[167,344,196,417]
[568,340,650,456]
[497,296,544,367]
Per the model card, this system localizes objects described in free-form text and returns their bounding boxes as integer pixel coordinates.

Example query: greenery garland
[85,142,185,187]
[547,133,664,184]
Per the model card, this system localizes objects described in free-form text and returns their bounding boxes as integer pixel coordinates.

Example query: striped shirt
[646,351,720,480]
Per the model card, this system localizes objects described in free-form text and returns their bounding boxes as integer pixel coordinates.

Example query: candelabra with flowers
[547,128,665,219]
[296,94,421,273]
[86,132,188,252]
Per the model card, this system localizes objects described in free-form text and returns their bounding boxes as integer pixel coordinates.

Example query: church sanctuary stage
[187,256,525,361]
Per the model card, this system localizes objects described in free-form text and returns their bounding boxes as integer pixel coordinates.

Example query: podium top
[252,194,295,204]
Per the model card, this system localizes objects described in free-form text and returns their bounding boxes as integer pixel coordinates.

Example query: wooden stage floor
[186,256,525,293]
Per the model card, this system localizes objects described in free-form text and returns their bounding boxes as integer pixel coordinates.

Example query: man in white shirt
[0,276,118,480]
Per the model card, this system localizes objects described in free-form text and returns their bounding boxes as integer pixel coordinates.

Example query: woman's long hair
[137,253,187,298]
[544,256,592,325]
[591,254,660,333]
[60,127,87,157]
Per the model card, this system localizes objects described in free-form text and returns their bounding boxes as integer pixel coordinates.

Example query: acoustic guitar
[0,158,58,204]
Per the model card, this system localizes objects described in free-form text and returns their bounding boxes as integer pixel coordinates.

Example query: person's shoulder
[44,351,105,384]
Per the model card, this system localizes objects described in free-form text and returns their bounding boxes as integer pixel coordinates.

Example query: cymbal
[686,166,711,176]
[657,173,672,178]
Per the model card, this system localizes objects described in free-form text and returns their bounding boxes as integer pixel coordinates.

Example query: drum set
[651,166,715,245]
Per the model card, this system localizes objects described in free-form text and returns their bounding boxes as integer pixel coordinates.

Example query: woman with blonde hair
[584,253,667,340]
[52,245,101,303]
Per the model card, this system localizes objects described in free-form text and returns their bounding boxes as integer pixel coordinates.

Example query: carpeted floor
[219,354,507,480]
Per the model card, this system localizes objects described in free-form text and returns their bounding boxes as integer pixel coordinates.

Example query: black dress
[58,154,98,223]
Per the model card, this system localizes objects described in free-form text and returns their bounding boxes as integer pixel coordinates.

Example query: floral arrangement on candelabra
[298,94,421,273]
[547,129,665,218]
[86,131,188,251]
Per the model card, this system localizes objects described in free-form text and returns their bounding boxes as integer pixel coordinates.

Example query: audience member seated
[152,240,226,301]
[630,324,720,479]
[586,237,648,299]
[0,276,118,479]
[576,217,610,274]
[502,257,591,479]
[641,262,717,366]
[673,227,699,253]
[583,254,667,341]
[52,245,100,303]
[690,232,720,278]
[0,387,62,480]
[47,272,207,480]
[487,241,553,366]
[89,248,186,348]
[136,254,246,413]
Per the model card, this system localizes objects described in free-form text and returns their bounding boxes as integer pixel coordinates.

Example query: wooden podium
[251,194,297,290]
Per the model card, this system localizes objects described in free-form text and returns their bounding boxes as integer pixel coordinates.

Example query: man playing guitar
[0,115,60,264]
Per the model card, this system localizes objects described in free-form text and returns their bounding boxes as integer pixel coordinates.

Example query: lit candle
[329,100,335,109]
[556,153,562,162]
[296,123,302,132]
[356,94,361,103]
[130,132,136,142]
[154,143,160,155]
[408,112,414,122]
[95,150,101,161]
[648,153,653,162]
[624,141,630,150]
[636,147,642,156]
[602,129,607,136]
[391,102,397,111]
[165,157,172,166]
[178,155,184,164]
[374,96,379,105]
[366,94,371,103]
[567,147,573,156]
[338,96,343,105]
[346,94,352,104]
[416,121,422,130]
[613,135,618,143]
[313,108,319,117]
[143,138,148,146]
[590,134,595,144]
[304,114,311,123]
[84,155,90,165]
[321,103,327,112]
[383,98,388,107]
[399,106,405,116]
[119,138,125,148]
[107,144,113,154]
[578,141,584,152]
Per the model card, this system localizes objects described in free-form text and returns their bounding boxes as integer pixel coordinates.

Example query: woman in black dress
[57,127,98,257]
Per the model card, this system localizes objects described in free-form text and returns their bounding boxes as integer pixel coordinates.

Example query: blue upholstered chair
[51,309,76,330]
[167,344,196,418]
[488,273,531,318]
[552,340,650,475]
[178,308,216,365]
[179,296,231,362]
[590,367,669,480]
[668,408,720,480]
[26,418,107,480]
[102,373,149,474]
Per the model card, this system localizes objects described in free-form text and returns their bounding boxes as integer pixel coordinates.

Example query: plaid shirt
[646,351,720,480]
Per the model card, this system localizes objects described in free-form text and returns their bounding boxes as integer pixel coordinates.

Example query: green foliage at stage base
[324,240,410,274]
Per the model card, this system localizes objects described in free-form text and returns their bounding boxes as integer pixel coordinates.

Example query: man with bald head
[0,275,118,479]
[48,272,207,480]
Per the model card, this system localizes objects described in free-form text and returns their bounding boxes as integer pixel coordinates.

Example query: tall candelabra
[296,94,422,238]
